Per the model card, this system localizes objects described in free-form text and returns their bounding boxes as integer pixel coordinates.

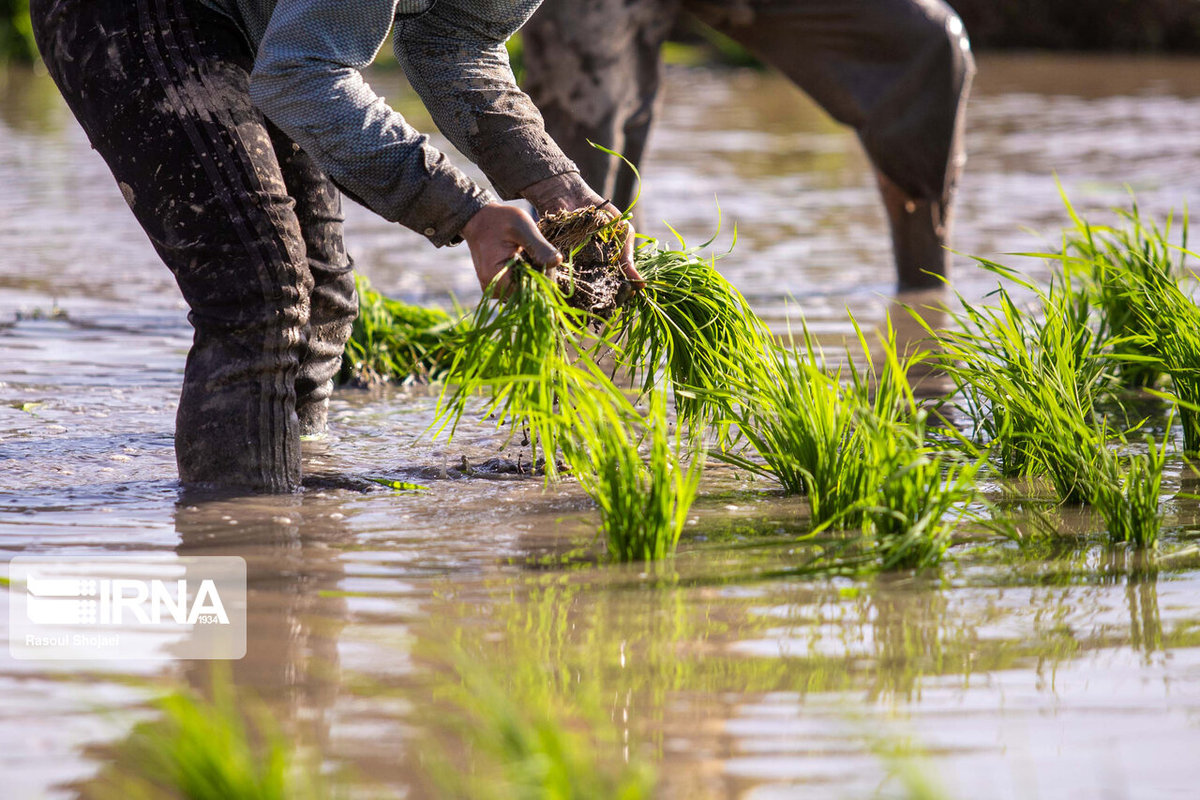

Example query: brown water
[4,54,1200,798]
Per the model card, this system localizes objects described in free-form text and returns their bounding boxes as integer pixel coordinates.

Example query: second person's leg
[689,0,975,288]
[522,0,681,212]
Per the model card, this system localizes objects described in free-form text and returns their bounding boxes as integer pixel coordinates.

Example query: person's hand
[522,173,644,291]
[461,204,562,297]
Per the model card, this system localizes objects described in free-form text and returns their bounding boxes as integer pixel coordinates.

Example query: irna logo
[9,556,247,660]
[24,574,230,626]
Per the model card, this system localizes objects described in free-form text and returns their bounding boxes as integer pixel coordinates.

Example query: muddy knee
[866,2,974,289]
[857,1,973,195]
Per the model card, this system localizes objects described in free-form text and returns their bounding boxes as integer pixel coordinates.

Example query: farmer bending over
[31,0,635,493]
[523,0,975,289]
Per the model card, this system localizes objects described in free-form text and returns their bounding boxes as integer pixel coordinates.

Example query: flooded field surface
[4,54,1200,798]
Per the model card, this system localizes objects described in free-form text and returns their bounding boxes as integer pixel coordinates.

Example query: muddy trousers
[31,0,357,492]
[523,0,976,288]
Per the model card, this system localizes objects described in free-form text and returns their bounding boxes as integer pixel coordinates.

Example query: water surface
[3,54,1200,799]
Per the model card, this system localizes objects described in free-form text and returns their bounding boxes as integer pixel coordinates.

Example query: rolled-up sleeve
[248,0,493,246]
[393,0,580,200]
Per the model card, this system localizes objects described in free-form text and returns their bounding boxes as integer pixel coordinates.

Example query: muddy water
[3,54,1200,798]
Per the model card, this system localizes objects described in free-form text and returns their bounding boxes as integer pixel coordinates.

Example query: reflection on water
[3,54,1200,798]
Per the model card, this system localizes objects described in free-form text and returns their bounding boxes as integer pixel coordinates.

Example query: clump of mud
[537,206,631,318]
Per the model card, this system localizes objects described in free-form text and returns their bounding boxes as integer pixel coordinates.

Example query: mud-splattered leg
[269,123,357,438]
[522,0,681,212]
[32,0,316,492]
[688,0,975,288]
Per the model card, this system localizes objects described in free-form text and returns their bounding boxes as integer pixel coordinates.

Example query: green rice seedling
[1137,299,1195,455]
[862,421,979,570]
[858,344,981,569]
[611,226,775,430]
[1013,384,1165,539]
[917,262,1114,479]
[429,146,772,458]
[1023,403,1166,544]
[589,146,775,429]
[1055,190,1186,389]
[432,214,768,468]
[422,645,656,800]
[1125,276,1200,454]
[433,260,623,474]
[1048,193,1200,450]
[565,391,704,562]
[85,670,331,800]
[719,315,922,530]
[720,313,980,567]
[339,275,463,385]
[1024,400,1109,504]
[1086,431,1167,548]
[716,327,872,529]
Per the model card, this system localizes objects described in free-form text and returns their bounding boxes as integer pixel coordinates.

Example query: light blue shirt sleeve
[247,0,574,246]
[393,0,578,201]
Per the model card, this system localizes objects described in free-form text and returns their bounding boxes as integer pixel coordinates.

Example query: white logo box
[8,556,246,660]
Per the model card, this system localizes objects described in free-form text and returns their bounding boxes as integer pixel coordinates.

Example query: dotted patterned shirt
[197,0,577,245]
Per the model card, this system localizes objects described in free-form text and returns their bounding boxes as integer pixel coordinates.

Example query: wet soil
[538,206,631,318]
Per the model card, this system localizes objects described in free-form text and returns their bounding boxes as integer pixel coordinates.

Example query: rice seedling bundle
[914,260,1170,511]
[432,260,619,474]
[1085,431,1166,548]
[856,334,981,569]
[1123,276,1200,454]
[1051,193,1200,454]
[1018,403,1166,545]
[715,326,871,529]
[861,412,979,569]
[1062,204,1200,455]
[613,228,774,430]
[339,275,463,385]
[432,207,768,471]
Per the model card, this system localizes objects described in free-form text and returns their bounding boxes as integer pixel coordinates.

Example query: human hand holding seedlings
[522,173,644,290]
[461,204,563,297]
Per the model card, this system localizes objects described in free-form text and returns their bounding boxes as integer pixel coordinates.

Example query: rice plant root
[538,206,631,318]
